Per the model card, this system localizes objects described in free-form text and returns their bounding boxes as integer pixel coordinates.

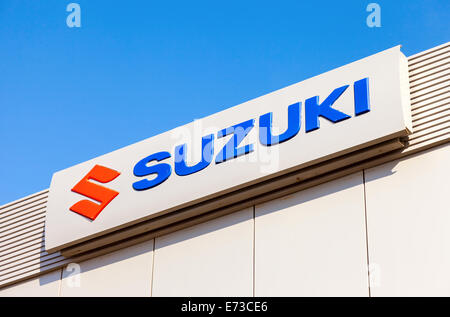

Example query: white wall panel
[60,240,153,297]
[0,269,61,297]
[255,172,369,296]
[152,208,253,297]
[365,144,450,296]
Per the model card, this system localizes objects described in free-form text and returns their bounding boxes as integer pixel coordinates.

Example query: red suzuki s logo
[70,165,120,220]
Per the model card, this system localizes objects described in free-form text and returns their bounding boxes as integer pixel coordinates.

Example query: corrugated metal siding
[0,42,449,289]
[0,190,67,287]
[407,42,450,153]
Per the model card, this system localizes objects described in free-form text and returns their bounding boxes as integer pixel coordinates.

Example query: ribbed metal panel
[0,42,448,289]
[407,42,449,153]
[0,190,67,288]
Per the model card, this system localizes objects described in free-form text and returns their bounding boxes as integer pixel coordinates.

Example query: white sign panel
[45,46,412,252]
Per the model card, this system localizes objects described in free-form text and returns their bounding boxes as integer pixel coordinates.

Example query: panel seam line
[362,170,372,297]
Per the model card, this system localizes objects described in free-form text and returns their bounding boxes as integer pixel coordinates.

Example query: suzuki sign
[45,46,412,253]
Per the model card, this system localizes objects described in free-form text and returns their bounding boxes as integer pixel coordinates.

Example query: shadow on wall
[254,171,367,219]
[363,145,448,185]
[38,268,60,287]
[154,169,376,250]
[47,241,154,282]
[155,206,252,250]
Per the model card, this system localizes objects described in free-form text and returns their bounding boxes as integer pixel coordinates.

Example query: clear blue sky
[0,0,449,205]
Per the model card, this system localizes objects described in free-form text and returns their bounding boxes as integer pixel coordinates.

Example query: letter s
[132,151,172,191]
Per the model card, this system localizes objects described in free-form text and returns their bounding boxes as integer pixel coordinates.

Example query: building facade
[0,42,448,297]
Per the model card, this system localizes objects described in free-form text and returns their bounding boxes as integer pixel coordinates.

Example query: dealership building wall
[0,42,448,297]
